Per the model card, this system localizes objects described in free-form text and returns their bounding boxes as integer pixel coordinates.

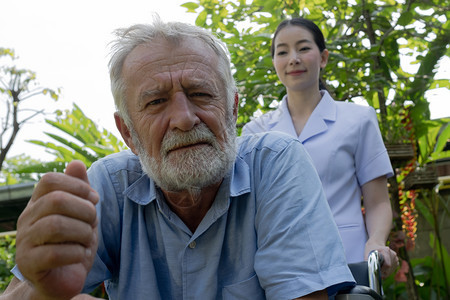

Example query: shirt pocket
[222,273,265,300]
[338,223,364,245]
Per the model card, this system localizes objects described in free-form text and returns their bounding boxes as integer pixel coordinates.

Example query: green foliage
[414,189,450,298]
[0,154,42,186]
[0,234,15,291]
[383,237,450,299]
[19,103,128,175]
[181,0,449,142]
[384,175,450,299]
[417,119,450,165]
[90,283,108,299]
[0,48,15,59]
[379,105,414,144]
[0,47,61,172]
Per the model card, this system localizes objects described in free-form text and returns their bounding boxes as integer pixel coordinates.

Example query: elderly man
[1,17,354,299]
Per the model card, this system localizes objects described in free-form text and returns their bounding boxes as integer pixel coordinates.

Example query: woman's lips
[287,70,306,75]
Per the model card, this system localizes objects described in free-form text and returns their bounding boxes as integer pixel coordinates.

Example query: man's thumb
[65,160,89,183]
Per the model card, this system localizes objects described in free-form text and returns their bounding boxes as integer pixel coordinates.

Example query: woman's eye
[277,50,287,56]
[299,47,310,52]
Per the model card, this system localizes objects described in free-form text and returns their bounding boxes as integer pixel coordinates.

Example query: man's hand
[14,160,99,300]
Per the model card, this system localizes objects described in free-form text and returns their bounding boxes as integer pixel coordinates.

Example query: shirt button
[188,241,196,249]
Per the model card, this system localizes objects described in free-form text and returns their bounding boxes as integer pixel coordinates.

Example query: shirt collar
[269,90,337,142]
[314,90,337,122]
[123,152,251,207]
[267,96,297,137]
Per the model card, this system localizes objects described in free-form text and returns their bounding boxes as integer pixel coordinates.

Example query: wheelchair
[336,250,384,300]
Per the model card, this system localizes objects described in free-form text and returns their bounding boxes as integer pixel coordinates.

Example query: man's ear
[233,92,239,121]
[114,112,138,155]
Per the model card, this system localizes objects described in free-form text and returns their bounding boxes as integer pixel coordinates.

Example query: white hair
[108,15,236,128]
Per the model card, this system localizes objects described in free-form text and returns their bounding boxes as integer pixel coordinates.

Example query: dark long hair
[271,17,328,91]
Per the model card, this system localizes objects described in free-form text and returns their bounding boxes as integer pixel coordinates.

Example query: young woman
[242,17,398,278]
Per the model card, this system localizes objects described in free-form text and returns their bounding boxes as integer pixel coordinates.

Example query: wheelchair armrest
[347,261,370,287]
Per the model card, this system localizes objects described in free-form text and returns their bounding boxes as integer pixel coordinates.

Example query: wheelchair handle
[367,250,383,296]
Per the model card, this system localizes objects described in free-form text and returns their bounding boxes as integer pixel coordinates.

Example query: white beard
[132,120,237,193]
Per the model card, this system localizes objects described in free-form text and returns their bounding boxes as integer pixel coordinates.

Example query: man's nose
[168,93,200,131]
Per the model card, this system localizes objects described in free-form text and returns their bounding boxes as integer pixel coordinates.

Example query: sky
[1,0,197,160]
[1,0,449,161]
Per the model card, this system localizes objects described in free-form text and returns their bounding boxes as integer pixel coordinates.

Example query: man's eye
[190,92,211,98]
[147,98,166,106]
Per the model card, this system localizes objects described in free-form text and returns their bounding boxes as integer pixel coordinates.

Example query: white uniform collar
[270,90,337,142]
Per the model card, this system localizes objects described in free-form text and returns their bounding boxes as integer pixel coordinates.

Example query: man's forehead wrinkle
[163,55,218,92]
[124,41,222,98]
[180,58,212,85]
[130,54,213,75]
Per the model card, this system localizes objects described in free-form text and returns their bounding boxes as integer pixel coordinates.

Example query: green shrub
[0,234,16,292]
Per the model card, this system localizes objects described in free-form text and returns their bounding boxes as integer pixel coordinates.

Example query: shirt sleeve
[10,265,25,281]
[355,107,394,185]
[245,133,355,299]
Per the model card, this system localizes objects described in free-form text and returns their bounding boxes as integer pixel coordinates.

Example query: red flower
[394,260,409,283]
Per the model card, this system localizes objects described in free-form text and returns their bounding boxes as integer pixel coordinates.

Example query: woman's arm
[362,175,399,278]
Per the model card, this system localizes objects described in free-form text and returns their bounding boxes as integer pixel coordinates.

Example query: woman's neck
[286,88,322,136]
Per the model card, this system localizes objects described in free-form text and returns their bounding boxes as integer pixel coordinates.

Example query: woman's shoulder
[333,100,377,121]
[334,99,374,112]
[242,107,283,134]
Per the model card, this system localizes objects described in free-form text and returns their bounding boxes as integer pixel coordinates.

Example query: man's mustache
[161,124,216,156]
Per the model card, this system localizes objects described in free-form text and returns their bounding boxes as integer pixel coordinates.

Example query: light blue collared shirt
[14,132,355,299]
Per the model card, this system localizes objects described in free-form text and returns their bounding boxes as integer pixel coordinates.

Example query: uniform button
[188,241,196,249]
